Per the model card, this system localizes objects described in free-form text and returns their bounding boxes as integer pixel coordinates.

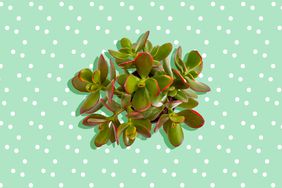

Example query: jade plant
[70,31,210,148]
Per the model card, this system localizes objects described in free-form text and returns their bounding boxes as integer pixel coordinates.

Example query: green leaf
[108,49,129,59]
[183,88,198,98]
[154,75,173,91]
[174,90,188,102]
[98,55,108,83]
[71,76,88,92]
[186,50,202,70]
[118,60,135,68]
[151,92,167,107]
[107,79,115,103]
[169,114,185,123]
[167,122,184,147]
[80,91,100,114]
[134,31,150,52]
[127,111,144,119]
[109,59,116,80]
[177,110,205,128]
[150,45,159,57]
[145,78,160,100]
[132,119,152,138]
[92,70,101,84]
[109,124,116,143]
[101,98,121,112]
[78,68,93,83]
[123,130,135,147]
[172,69,190,89]
[189,61,203,78]
[134,52,153,78]
[154,114,169,132]
[117,74,128,86]
[94,124,111,147]
[125,125,137,141]
[82,114,107,126]
[124,74,140,94]
[144,40,153,52]
[132,87,151,112]
[117,123,129,138]
[178,98,199,109]
[85,97,106,114]
[185,76,211,92]
[154,43,173,61]
[121,93,131,108]
[174,47,187,73]
[142,106,164,121]
[162,58,173,77]
[120,38,132,49]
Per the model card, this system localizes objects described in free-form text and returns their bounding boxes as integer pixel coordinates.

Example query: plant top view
[70,31,211,148]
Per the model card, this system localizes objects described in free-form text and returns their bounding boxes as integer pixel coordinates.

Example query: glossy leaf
[154,114,169,132]
[178,98,199,109]
[145,78,160,99]
[98,55,108,83]
[110,59,116,80]
[144,40,153,52]
[101,98,121,112]
[92,70,101,84]
[142,106,164,121]
[127,111,144,119]
[134,31,150,52]
[162,58,173,77]
[154,43,172,61]
[189,61,203,78]
[174,47,187,73]
[150,46,159,57]
[108,49,129,59]
[71,76,88,92]
[186,50,202,70]
[134,52,153,78]
[167,122,184,147]
[123,130,135,146]
[117,74,128,86]
[121,93,131,108]
[94,125,110,147]
[85,97,107,114]
[132,87,151,112]
[107,79,115,103]
[174,90,188,102]
[120,38,132,49]
[169,114,185,123]
[80,91,100,114]
[82,114,107,126]
[154,75,173,91]
[183,88,198,98]
[109,124,116,143]
[124,74,139,94]
[117,123,129,138]
[133,119,152,138]
[78,68,93,83]
[172,69,190,89]
[185,76,211,92]
[177,110,205,128]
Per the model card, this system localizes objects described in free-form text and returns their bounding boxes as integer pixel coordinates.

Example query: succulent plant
[70,31,211,148]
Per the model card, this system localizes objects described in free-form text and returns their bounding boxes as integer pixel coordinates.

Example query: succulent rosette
[70,31,211,148]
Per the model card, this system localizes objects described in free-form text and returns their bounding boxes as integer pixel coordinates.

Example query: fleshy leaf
[78,68,93,83]
[169,114,185,123]
[124,74,139,94]
[101,98,121,112]
[142,106,164,121]
[134,31,150,52]
[167,122,184,147]
[82,114,107,126]
[162,58,173,77]
[85,97,107,114]
[132,87,151,112]
[154,114,169,132]
[123,130,135,146]
[108,49,129,59]
[117,74,128,86]
[127,111,144,120]
[117,123,129,138]
[98,55,108,83]
[94,124,110,147]
[174,47,187,73]
[154,75,173,92]
[133,119,152,138]
[145,78,160,99]
[172,69,190,89]
[150,46,159,57]
[154,43,172,61]
[80,91,100,114]
[174,90,188,102]
[125,126,137,141]
[71,76,88,92]
[183,88,198,98]
[185,76,211,92]
[120,38,132,49]
[121,93,131,108]
[186,50,202,70]
[110,59,116,80]
[178,98,199,109]
[107,79,115,103]
[189,61,203,78]
[177,110,205,128]
[135,52,153,78]
[92,70,101,84]
[144,40,153,52]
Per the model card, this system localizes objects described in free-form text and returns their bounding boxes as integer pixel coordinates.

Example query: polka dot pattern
[0,1,281,187]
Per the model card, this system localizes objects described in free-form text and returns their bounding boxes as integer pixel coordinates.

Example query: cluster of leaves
[70,31,210,148]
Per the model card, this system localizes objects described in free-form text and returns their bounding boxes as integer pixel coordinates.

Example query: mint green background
[0,1,282,188]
